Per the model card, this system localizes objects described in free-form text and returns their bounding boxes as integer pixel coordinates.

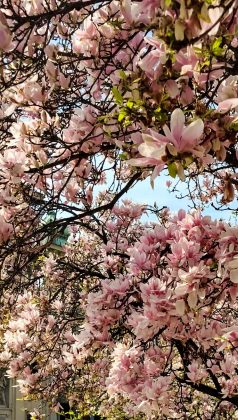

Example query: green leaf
[123,116,132,127]
[230,120,238,131]
[131,77,141,84]
[154,106,161,114]
[184,156,193,167]
[119,152,128,160]
[112,86,123,104]
[165,0,172,8]
[193,47,202,55]
[168,162,177,178]
[118,69,127,80]
[126,100,134,109]
[118,109,127,122]
[211,37,223,56]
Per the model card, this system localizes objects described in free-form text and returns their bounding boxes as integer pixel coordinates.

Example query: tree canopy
[0,0,238,418]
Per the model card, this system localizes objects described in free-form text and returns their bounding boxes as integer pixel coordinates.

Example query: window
[0,371,9,408]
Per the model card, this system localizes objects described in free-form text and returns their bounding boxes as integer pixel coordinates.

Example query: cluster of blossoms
[0,0,238,418]
[1,202,238,418]
[0,0,237,241]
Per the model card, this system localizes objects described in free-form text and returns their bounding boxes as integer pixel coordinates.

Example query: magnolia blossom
[128,109,204,176]
[0,149,27,178]
[153,108,204,153]
[138,37,167,80]
[187,360,207,383]
[73,21,98,55]
[1,0,238,418]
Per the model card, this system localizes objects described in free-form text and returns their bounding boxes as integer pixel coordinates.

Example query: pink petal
[166,80,180,98]
[127,157,160,167]
[151,164,164,182]
[144,131,168,144]
[181,119,204,144]
[170,108,185,141]
[218,98,238,112]
[145,36,163,50]
[121,0,133,24]
[162,125,174,142]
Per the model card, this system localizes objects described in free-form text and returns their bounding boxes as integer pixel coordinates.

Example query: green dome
[43,211,70,248]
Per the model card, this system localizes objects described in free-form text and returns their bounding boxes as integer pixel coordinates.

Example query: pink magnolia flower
[120,0,159,25]
[138,38,167,80]
[187,360,207,383]
[221,377,238,398]
[23,81,45,104]
[217,76,238,103]
[73,20,98,56]
[120,0,140,25]
[220,354,237,376]
[127,136,165,182]
[153,108,204,153]
[165,80,180,98]
[128,109,204,174]
[0,149,27,178]
[175,46,198,77]
[144,377,171,400]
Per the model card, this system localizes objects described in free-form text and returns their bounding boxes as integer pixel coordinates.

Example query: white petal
[182,119,204,143]
[187,291,197,309]
[228,258,238,270]
[175,284,188,296]
[198,289,206,300]
[141,134,156,144]
[138,142,165,159]
[230,268,238,284]
[178,269,189,281]
[175,299,185,316]
[170,109,185,141]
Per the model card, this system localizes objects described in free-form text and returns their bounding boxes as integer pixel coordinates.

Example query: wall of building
[0,376,58,420]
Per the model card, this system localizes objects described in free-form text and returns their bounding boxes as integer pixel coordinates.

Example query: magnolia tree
[1,0,238,418]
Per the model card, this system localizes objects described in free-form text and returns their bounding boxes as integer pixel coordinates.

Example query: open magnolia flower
[128,108,204,173]
[158,108,204,152]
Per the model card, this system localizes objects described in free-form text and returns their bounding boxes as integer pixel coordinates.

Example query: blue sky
[125,174,230,222]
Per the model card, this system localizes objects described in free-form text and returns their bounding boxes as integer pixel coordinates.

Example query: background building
[0,215,70,420]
